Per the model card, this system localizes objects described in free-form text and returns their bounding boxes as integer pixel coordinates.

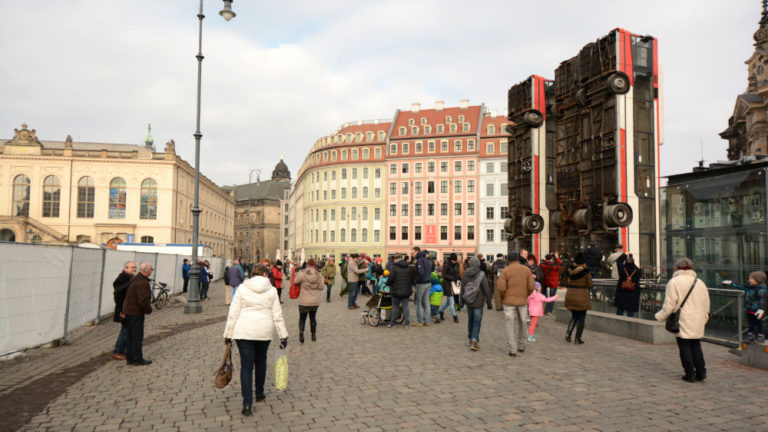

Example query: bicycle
[150,279,170,309]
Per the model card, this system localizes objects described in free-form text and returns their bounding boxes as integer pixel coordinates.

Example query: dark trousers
[747,314,764,335]
[200,281,210,299]
[299,306,318,334]
[182,276,189,293]
[543,286,558,313]
[676,337,706,379]
[236,339,270,407]
[571,309,587,324]
[125,314,145,364]
[277,288,283,302]
[326,283,333,301]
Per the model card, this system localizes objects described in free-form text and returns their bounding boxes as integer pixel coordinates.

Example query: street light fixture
[185,0,236,315]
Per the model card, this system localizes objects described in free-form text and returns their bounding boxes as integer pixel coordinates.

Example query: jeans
[326,283,333,301]
[113,320,128,354]
[391,296,410,326]
[182,276,189,293]
[124,314,145,364]
[439,295,457,317]
[503,305,529,353]
[466,307,484,342]
[616,307,635,318]
[747,313,764,335]
[414,283,431,324]
[230,284,239,303]
[543,287,558,314]
[236,339,270,407]
[348,281,360,307]
[200,281,210,299]
[430,304,440,318]
[676,337,706,379]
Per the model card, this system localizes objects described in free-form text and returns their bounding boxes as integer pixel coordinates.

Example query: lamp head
[219,0,236,21]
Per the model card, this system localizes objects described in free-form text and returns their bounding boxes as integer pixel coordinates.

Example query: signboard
[425,225,437,244]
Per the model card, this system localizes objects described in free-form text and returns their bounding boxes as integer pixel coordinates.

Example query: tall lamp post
[246,169,261,263]
[185,0,236,314]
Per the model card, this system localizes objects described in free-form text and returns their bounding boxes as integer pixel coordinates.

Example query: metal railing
[590,279,745,347]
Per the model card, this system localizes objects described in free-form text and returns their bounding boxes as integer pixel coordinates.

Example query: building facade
[478,112,511,261]
[0,124,234,256]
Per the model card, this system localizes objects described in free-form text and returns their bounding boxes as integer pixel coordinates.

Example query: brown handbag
[214,342,233,388]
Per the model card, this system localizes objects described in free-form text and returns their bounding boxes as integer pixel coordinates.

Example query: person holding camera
[614,253,642,317]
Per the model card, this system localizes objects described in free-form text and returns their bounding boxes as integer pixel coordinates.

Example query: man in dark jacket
[412,247,433,327]
[123,262,154,366]
[111,261,136,360]
[459,257,492,351]
[387,254,414,328]
[440,253,460,323]
[583,243,604,298]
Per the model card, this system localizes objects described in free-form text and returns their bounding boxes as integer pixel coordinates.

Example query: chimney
[490,110,497,117]
[374,119,380,125]
[435,100,445,111]
[459,98,469,109]
[357,120,363,126]
[503,109,509,118]
[411,102,420,113]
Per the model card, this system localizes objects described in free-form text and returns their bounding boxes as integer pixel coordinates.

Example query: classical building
[721,4,768,159]
[478,111,512,261]
[225,158,291,262]
[0,124,234,256]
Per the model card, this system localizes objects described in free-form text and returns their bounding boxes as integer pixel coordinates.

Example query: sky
[0,0,757,188]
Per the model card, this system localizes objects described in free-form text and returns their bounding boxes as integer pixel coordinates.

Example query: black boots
[453,315,459,323]
[299,332,304,344]
[575,322,585,344]
[565,319,576,343]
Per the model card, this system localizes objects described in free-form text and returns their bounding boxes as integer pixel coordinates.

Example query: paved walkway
[2,280,767,431]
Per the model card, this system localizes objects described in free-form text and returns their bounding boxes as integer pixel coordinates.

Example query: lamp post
[246,169,261,263]
[185,0,236,314]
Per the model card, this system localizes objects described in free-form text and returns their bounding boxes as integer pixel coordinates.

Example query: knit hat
[275,260,283,267]
[469,256,481,269]
[750,271,767,285]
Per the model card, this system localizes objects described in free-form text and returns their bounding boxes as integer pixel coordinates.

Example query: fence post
[62,246,75,344]
[95,248,107,324]
[738,293,743,348]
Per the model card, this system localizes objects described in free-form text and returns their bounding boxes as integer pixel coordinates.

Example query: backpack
[620,268,637,291]
[462,272,485,304]
[494,261,507,279]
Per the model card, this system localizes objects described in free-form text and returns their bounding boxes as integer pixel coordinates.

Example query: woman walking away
[440,253,460,323]
[459,257,492,351]
[527,282,558,341]
[272,260,284,302]
[564,253,593,344]
[294,258,324,343]
[321,258,336,303]
[654,258,710,382]
[223,263,288,417]
[614,253,641,317]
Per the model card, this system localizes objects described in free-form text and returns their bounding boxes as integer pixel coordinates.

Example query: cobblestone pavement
[3,280,768,432]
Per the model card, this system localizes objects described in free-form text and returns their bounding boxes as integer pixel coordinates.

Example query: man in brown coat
[123,262,154,366]
[497,251,535,357]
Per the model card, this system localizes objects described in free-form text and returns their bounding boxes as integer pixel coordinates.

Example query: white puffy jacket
[655,269,710,339]
[223,275,288,341]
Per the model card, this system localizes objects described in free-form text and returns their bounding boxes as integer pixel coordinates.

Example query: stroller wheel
[367,307,381,327]
[361,308,368,325]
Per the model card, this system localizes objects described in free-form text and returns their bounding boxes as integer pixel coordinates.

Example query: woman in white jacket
[223,263,288,416]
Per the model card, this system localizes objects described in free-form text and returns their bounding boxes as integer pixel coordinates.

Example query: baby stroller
[361,286,403,327]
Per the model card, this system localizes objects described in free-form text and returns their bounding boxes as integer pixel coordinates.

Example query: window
[363,148,370,159]
[363,187,368,198]
[363,167,369,179]
[77,176,95,218]
[454,226,462,240]
[332,171,337,180]
[342,168,347,179]
[454,180,462,193]
[440,161,448,172]
[454,161,462,172]
[390,164,397,175]
[341,207,346,220]
[12,174,30,217]
[375,207,381,220]
[402,143,409,154]
[351,228,357,242]
[352,187,358,199]
[390,226,396,240]
[401,226,408,240]
[141,235,154,243]
[390,183,397,195]
[450,124,457,133]
[374,188,381,198]
[486,183,494,196]
[486,143,494,154]
[331,230,336,242]
[441,140,449,152]
[454,140,462,152]
[440,226,448,240]
[500,206,508,218]
[402,163,409,174]
[487,207,495,219]
[323,231,327,243]
[331,190,336,199]
[401,204,408,216]
[362,207,368,220]
[324,171,328,181]
[437,124,444,133]
[390,204,396,217]
[415,142,423,153]
[341,188,347,199]
[411,126,418,135]
[352,149,358,160]
[425,125,432,133]
[440,203,448,216]
[362,228,368,242]
[467,203,475,215]
[500,161,508,172]
[500,141,509,154]
[500,183,508,196]
[468,160,475,171]
[324,191,328,200]
[352,168,358,179]
[415,163,422,173]
[463,123,470,132]
[454,203,462,215]
[331,151,337,161]
[467,180,475,193]
[374,229,380,242]
[414,203,422,216]
[331,209,336,220]
[428,141,436,152]
[414,226,422,240]
[323,209,328,221]
[428,181,435,193]
[428,162,435,173]
[440,180,448,193]
[341,228,346,242]
[415,181,422,194]
[401,181,409,194]
[428,203,435,216]
[468,139,476,151]
[109,177,127,219]
[390,143,398,154]
[374,168,381,178]
[341,149,348,160]
[486,162,494,173]
[140,178,157,220]
[458,115,464,122]
[467,226,475,240]
[487,229,494,242]
[351,207,357,220]
[375,147,382,158]
[42,175,61,218]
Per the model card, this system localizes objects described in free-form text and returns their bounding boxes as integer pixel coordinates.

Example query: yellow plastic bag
[274,352,288,391]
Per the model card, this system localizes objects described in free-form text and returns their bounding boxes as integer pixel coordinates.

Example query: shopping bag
[274,350,288,391]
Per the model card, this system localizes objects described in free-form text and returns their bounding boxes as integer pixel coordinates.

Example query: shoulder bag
[213,342,233,388]
[665,278,697,333]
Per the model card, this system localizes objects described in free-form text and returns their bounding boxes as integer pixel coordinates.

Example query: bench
[555,307,676,344]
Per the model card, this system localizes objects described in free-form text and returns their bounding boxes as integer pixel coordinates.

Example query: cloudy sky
[0,1,757,187]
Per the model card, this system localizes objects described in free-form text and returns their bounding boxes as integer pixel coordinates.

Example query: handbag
[665,278,697,333]
[289,267,300,299]
[620,269,637,291]
[213,342,233,388]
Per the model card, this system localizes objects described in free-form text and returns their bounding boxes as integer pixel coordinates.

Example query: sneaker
[470,341,479,351]
[242,406,252,416]
[527,335,536,342]
[757,334,766,344]
[412,323,424,327]
[453,315,459,323]
[746,332,756,342]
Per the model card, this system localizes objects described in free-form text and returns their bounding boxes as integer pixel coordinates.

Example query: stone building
[0,124,234,256]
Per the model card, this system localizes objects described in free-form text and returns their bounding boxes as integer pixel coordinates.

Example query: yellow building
[0,124,234,256]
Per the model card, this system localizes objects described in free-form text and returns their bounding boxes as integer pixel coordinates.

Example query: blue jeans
[616,308,635,318]
[348,281,360,307]
[230,284,239,303]
[391,296,410,326]
[235,339,271,407]
[439,294,457,317]
[200,281,210,299]
[414,283,431,323]
[430,304,439,318]
[326,283,333,301]
[543,287,558,314]
[467,307,484,342]
[113,321,128,354]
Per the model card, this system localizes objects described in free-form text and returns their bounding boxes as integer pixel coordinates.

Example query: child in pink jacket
[527,282,558,341]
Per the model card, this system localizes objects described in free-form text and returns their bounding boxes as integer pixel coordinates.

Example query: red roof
[391,104,483,140]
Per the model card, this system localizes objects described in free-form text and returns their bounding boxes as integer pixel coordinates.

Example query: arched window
[351,228,357,242]
[109,177,127,219]
[351,187,358,199]
[77,176,95,218]
[340,228,346,242]
[140,235,154,243]
[12,174,30,217]
[42,175,61,217]
[362,228,368,242]
[488,124,496,134]
[140,178,157,220]
[341,207,346,220]
[351,207,357,220]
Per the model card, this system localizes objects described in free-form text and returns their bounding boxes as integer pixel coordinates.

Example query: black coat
[613,254,641,312]
[112,271,133,322]
[387,260,414,299]
[583,246,603,273]
[441,259,459,295]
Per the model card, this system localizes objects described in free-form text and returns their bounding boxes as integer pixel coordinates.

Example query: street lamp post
[246,169,260,263]
[185,0,236,314]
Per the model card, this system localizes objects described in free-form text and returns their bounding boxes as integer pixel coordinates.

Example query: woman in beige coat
[655,257,710,382]
[294,258,325,343]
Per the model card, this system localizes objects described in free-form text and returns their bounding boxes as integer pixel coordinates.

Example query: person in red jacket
[272,260,284,303]
[540,252,562,315]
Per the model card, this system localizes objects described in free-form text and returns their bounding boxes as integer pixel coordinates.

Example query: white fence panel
[0,244,71,356]
[99,250,137,317]
[134,253,156,272]
[155,254,178,294]
[66,248,104,332]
